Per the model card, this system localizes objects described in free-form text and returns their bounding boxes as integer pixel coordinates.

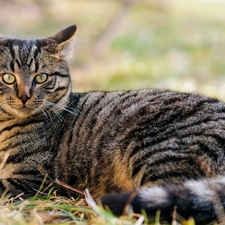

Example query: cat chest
[0,132,25,179]
[0,122,50,178]
[0,123,26,152]
[0,124,20,178]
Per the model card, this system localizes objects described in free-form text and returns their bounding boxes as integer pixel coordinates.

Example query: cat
[1,25,225,224]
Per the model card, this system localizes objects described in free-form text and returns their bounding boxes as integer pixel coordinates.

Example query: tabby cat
[1,25,225,224]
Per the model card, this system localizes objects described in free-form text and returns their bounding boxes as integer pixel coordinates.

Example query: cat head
[0,25,77,119]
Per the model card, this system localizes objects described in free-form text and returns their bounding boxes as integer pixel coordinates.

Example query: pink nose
[19,94,30,104]
[17,86,31,105]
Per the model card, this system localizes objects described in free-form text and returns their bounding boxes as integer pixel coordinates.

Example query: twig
[122,189,139,216]
[172,206,177,225]
[54,179,85,197]
[38,167,85,197]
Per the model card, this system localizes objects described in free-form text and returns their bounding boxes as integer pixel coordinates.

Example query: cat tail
[101,177,225,224]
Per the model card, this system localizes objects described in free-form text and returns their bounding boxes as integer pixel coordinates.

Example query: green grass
[0,193,198,225]
[0,193,141,225]
[0,195,89,225]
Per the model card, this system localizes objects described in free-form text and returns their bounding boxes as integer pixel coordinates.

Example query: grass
[0,192,198,225]
[0,0,225,224]
[0,195,90,225]
[0,191,141,225]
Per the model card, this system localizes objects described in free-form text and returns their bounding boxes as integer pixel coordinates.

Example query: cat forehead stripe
[27,45,40,71]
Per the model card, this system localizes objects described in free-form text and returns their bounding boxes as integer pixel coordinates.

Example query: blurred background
[0,0,225,99]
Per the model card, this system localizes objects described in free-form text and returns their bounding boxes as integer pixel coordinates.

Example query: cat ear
[47,25,77,59]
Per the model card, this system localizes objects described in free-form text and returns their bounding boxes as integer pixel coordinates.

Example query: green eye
[2,73,16,84]
[34,74,48,84]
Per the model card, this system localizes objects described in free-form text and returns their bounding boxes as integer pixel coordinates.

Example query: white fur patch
[139,186,169,205]
[184,179,215,200]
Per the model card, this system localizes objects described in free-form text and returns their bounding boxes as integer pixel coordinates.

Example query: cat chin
[7,107,38,118]
[17,108,34,117]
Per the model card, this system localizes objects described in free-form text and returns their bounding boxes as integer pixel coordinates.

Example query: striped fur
[1,26,225,224]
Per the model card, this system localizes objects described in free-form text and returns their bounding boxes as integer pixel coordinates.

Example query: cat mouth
[20,106,32,110]
[16,105,35,117]
[7,104,42,118]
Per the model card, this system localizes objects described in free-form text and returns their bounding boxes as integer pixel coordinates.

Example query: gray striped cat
[1,25,225,224]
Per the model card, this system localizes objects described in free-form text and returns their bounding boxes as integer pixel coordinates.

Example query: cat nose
[19,94,30,104]
[17,85,31,104]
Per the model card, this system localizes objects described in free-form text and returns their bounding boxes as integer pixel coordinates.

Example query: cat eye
[2,73,16,85]
[34,74,48,84]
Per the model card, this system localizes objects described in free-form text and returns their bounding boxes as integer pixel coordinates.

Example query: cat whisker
[56,99,81,112]
[58,102,81,115]
[39,107,48,120]
[45,98,81,114]
[40,100,72,121]
[39,105,53,121]
[50,108,66,122]
[43,101,79,117]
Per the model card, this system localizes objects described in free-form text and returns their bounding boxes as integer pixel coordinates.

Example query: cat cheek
[13,98,26,108]
[32,98,44,108]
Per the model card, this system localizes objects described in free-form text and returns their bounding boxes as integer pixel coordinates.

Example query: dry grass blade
[172,206,177,225]
[84,189,99,216]
[54,179,85,197]
[38,167,85,197]
[122,190,138,216]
